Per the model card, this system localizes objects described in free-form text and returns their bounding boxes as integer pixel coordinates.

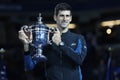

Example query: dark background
[0,0,120,80]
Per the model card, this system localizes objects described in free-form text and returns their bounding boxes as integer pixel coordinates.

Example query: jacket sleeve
[59,36,87,65]
[24,55,36,71]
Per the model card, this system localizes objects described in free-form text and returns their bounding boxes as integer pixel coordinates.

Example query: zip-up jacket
[24,30,87,80]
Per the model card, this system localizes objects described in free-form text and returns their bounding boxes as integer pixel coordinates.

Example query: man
[19,2,87,80]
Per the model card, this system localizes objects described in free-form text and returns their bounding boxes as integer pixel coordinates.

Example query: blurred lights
[106,28,112,34]
[46,23,76,29]
[101,20,120,28]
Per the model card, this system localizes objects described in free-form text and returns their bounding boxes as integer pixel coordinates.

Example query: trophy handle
[47,27,56,44]
[21,25,33,40]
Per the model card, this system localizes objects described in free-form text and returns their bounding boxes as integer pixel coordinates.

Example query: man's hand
[52,28,61,45]
[18,29,33,52]
[18,29,33,44]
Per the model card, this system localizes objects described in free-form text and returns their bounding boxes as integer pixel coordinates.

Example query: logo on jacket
[71,43,76,46]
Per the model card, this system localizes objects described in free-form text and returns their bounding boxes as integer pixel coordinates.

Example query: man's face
[54,10,72,29]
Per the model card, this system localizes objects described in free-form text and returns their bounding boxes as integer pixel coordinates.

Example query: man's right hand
[18,29,33,44]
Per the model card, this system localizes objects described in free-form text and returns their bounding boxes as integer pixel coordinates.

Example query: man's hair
[54,3,72,16]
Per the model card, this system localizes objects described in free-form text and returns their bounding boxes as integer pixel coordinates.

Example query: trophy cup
[21,13,53,62]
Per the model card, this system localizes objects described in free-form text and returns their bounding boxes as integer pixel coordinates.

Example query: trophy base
[32,54,47,62]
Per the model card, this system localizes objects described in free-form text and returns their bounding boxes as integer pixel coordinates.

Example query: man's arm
[59,36,87,65]
[18,29,35,71]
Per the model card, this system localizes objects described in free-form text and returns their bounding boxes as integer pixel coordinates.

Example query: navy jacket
[24,30,87,80]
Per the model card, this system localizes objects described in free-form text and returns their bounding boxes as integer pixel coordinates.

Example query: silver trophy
[21,13,54,62]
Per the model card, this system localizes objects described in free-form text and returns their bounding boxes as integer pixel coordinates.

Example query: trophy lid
[37,13,43,24]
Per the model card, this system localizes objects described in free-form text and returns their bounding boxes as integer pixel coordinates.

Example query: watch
[59,42,64,46]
